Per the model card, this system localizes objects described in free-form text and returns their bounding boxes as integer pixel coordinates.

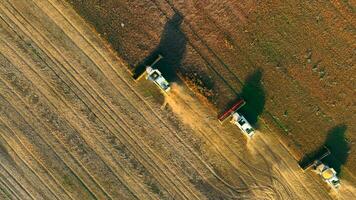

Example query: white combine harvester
[313,161,340,189]
[231,112,255,138]
[218,99,255,138]
[300,146,340,189]
[134,54,171,93]
[144,54,170,93]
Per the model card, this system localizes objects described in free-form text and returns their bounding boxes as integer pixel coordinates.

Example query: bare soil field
[67,0,356,182]
[0,0,355,199]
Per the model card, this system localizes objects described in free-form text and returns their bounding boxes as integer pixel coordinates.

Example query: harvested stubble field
[0,0,355,200]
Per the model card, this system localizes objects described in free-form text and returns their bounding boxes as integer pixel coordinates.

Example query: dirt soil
[0,0,355,199]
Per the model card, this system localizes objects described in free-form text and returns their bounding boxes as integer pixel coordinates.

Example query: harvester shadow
[133,13,187,81]
[298,146,329,170]
[238,69,266,126]
[218,97,243,119]
[322,124,349,174]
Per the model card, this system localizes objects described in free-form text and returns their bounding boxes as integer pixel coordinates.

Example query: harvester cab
[135,54,171,93]
[218,99,255,138]
[145,54,171,93]
[146,66,171,93]
[231,112,255,137]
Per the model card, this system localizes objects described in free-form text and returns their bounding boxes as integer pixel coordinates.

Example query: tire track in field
[0,2,171,198]
[147,0,294,199]
[0,12,110,200]
[0,123,73,200]
[0,178,20,200]
[0,1,197,198]
[1,0,206,198]
[256,130,334,199]
[166,86,290,200]
[0,77,104,200]
[52,0,330,198]
[0,39,141,200]
[0,3,168,199]
[0,51,103,198]
[41,0,239,198]
[41,0,266,198]
[157,1,328,199]
[0,134,60,200]
[32,0,253,198]
[0,16,151,198]
[146,0,332,199]
[162,2,335,199]
[0,56,91,200]
[161,0,343,194]
[0,15,159,200]
[0,159,35,200]
[35,0,228,197]
[0,171,24,200]
[0,176,21,200]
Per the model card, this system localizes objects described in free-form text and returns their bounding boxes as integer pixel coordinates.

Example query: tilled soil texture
[67,0,356,178]
[0,0,355,200]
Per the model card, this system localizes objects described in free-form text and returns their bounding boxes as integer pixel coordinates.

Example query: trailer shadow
[238,69,266,126]
[322,124,349,174]
[133,13,187,81]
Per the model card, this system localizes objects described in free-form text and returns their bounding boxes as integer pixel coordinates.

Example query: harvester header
[218,99,246,122]
[218,99,255,138]
[133,54,171,93]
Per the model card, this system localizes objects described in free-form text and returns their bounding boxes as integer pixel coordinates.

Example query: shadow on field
[298,146,329,170]
[133,13,187,81]
[322,124,349,174]
[238,69,266,126]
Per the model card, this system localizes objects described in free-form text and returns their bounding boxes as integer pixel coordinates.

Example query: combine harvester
[313,161,340,189]
[135,54,171,93]
[300,146,340,189]
[218,99,255,138]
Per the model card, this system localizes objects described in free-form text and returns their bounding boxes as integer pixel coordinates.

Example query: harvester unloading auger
[135,54,171,93]
[218,99,255,138]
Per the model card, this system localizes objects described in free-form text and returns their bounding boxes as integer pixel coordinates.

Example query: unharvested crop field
[0,0,355,199]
